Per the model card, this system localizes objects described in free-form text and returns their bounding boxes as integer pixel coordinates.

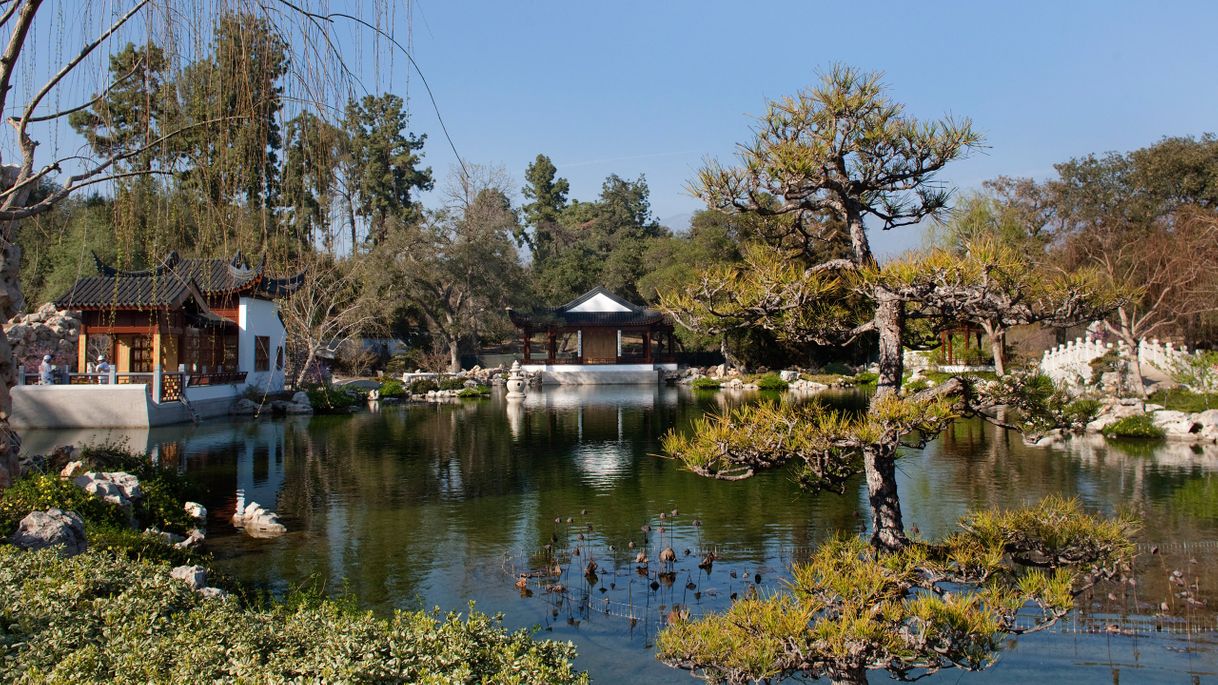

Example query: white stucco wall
[238,297,287,392]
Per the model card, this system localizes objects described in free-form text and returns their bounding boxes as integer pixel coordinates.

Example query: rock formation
[11,508,87,556]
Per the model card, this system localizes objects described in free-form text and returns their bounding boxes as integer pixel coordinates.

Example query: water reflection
[17,385,1218,683]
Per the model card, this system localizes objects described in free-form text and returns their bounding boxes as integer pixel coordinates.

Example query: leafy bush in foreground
[0,547,587,684]
[691,377,722,390]
[0,473,129,536]
[1102,414,1165,440]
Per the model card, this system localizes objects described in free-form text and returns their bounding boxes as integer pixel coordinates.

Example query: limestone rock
[789,379,828,393]
[59,460,85,478]
[145,527,185,545]
[779,370,799,382]
[231,398,259,415]
[3,304,83,375]
[232,500,287,537]
[197,586,228,600]
[170,564,208,591]
[11,508,86,556]
[175,528,206,549]
[184,501,207,521]
[270,399,313,415]
[1198,424,1218,443]
[72,471,141,507]
[291,391,310,406]
[1195,409,1218,429]
[1150,410,1199,438]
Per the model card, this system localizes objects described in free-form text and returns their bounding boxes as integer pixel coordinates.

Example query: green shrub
[692,377,722,390]
[306,385,358,413]
[1148,388,1218,413]
[385,353,411,374]
[821,362,854,376]
[754,373,789,391]
[378,379,406,398]
[1102,414,1165,440]
[438,376,467,391]
[0,548,587,684]
[1063,399,1102,426]
[903,378,930,394]
[458,386,490,398]
[409,378,439,394]
[851,371,878,386]
[0,474,128,536]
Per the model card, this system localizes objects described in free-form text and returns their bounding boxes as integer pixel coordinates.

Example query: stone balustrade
[1040,337,1205,386]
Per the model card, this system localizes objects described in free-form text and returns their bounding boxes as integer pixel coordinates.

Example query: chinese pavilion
[507,287,677,384]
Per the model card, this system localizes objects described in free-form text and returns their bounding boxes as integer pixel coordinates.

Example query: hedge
[0,547,587,684]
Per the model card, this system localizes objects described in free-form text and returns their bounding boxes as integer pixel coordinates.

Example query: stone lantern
[506,360,527,399]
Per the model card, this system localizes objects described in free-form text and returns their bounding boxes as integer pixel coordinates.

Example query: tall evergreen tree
[343,93,433,247]
[520,153,569,264]
[168,12,288,214]
[283,112,346,253]
[69,42,169,173]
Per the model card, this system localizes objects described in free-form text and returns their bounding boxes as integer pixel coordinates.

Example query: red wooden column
[643,330,652,362]
[547,332,557,363]
[522,330,531,363]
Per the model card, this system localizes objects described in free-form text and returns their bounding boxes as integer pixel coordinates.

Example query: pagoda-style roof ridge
[508,286,669,330]
[62,250,306,309]
[553,286,645,314]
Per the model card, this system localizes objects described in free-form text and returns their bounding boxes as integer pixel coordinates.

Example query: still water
[23,386,1218,683]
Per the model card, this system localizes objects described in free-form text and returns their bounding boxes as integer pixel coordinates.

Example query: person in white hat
[96,354,112,383]
[38,354,54,385]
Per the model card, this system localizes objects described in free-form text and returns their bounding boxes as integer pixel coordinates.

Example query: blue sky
[367,0,1218,257]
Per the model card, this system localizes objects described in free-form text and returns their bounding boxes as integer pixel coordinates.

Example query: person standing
[38,354,54,385]
[96,354,112,383]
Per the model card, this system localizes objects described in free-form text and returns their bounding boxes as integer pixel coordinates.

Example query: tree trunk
[830,664,869,685]
[448,337,461,373]
[1113,310,1146,397]
[845,203,874,268]
[295,347,317,388]
[864,441,908,551]
[865,289,909,550]
[0,202,27,490]
[720,335,743,371]
[984,323,1007,376]
[874,292,904,398]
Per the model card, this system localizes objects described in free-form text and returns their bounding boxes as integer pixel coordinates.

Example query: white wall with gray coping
[11,383,240,429]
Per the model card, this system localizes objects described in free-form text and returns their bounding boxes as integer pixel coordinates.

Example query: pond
[22,386,1218,683]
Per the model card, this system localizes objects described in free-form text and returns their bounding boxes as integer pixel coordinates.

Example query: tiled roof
[55,251,304,309]
[508,286,670,329]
